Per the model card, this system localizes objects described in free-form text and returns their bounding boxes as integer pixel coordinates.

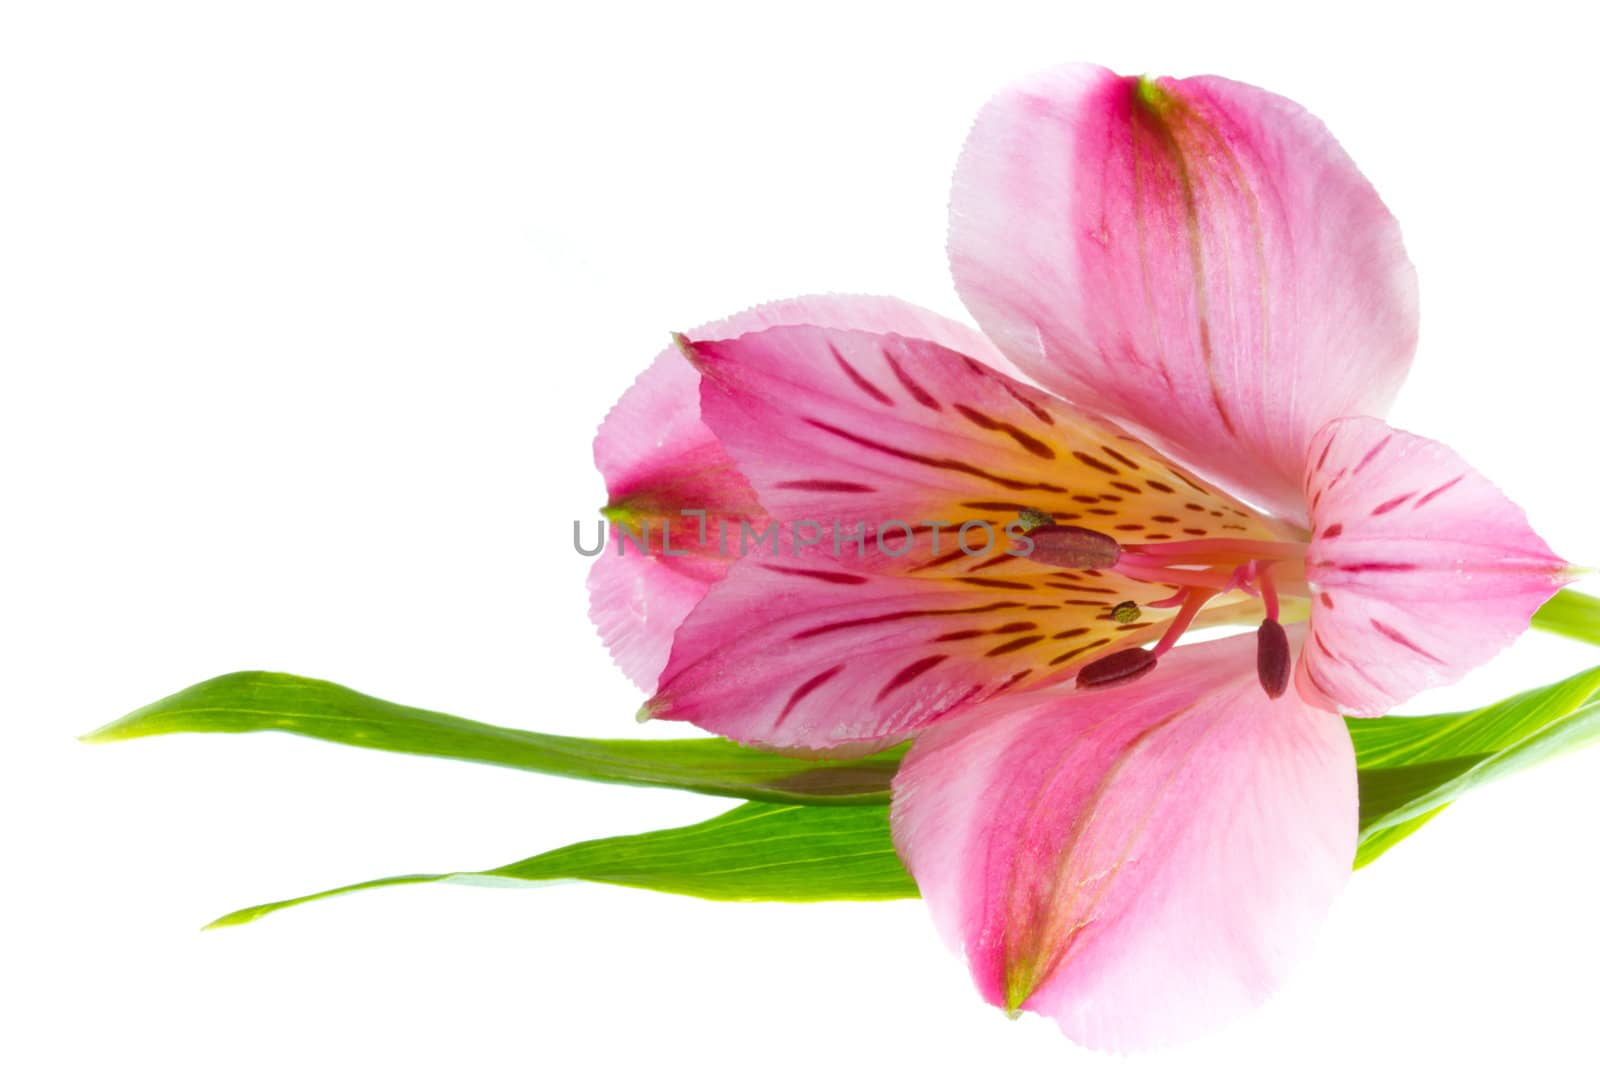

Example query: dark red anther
[1028,524,1122,569]
[1256,618,1290,699]
[1076,647,1157,689]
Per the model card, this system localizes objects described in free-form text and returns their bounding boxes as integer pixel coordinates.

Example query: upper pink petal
[590,295,1006,688]
[1298,417,1569,715]
[891,629,1356,1051]
[686,321,1292,573]
[948,64,1418,522]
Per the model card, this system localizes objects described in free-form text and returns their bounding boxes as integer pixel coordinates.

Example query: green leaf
[207,802,916,927]
[1346,663,1600,864]
[210,664,1600,921]
[1531,588,1600,646]
[97,642,1600,921]
[85,671,901,805]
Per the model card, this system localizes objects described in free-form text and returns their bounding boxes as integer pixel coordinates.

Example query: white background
[5,2,1600,1064]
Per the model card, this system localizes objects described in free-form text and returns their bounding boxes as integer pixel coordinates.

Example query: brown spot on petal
[987,634,1047,657]
[1073,450,1120,475]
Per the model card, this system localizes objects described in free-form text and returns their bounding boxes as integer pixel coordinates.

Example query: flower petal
[687,322,1292,571]
[1299,417,1569,714]
[646,552,1155,749]
[891,630,1356,1051]
[948,64,1418,521]
[590,295,1007,688]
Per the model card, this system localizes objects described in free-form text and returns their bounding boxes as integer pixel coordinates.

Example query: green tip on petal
[1005,1008,1024,1022]
[635,703,655,723]
[1135,74,1175,114]
[671,331,713,374]
[1003,963,1036,1016]
[601,503,637,528]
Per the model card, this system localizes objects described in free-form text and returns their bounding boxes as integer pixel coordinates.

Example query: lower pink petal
[589,295,1007,688]
[647,553,1153,749]
[891,629,1356,1051]
[1300,417,1569,715]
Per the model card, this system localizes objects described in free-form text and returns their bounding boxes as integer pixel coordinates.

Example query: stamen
[1014,507,1053,532]
[1027,524,1121,569]
[1076,647,1157,688]
[1112,559,1239,590]
[1149,587,1211,657]
[1258,564,1280,623]
[1064,527,1309,693]
[1256,618,1290,698]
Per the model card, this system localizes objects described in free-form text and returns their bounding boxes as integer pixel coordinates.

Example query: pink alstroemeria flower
[588,65,1570,1049]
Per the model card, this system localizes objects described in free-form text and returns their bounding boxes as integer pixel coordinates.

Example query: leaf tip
[203,905,270,930]
[78,721,132,744]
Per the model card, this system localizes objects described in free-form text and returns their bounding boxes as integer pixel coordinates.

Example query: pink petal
[948,64,1418,522]
[891,630,1356,1051]
[653,322,1296,746]
[590,295,1007,688]
[646,552,1154,749]
[586,546,724,692]
[1299,417,1569,715]
[687,322,1292,573]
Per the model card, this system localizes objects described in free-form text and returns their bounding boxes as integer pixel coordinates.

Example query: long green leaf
[85,671,901,805]
[1347,664,1600,865]
[212,664,1600,922]
[1531,588,1600,646]
[208,802,915,927]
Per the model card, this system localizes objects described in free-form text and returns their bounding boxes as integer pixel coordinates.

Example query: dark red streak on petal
[762,565,871,585]
[1370,492,1415,516]
[776,664,847,725]
[791,602,1025,639]
[953,404,1055,459]
[1072,450,1119,475]
[987,634,1047,656]
[830,344,895,406]
[883,350,943,411]
[1102,446,1142,471]
[1353,435,1391,474]
[1331,561,1419,573]
[803,418,1072,493]
[1000,382,1055,425]
[1414,475,1465,509]
[775,479,878,493]
[876,655,948,701]
[1370,618,1447,664]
